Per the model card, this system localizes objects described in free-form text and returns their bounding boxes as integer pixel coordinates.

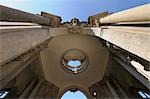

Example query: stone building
[88,11,109,26]
[0,4,150,99]
[41,12,62,27]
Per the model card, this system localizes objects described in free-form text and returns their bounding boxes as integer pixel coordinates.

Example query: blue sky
[0,0,150,22]
[61,91,87,99]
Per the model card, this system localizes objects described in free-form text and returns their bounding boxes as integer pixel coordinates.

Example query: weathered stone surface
[0,28,50,65]
[0,5,51,25]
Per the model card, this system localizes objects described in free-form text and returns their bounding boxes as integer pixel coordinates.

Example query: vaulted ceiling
[40,33,109,95]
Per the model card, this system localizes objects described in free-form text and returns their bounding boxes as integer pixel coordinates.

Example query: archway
[61,90,87,99]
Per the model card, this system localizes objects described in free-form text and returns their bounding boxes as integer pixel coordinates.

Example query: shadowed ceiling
[40,34,109,94]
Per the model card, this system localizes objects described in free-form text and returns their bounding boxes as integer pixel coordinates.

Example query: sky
[61,91,87,99]
[0,0,150,22]
[0,0,149,98]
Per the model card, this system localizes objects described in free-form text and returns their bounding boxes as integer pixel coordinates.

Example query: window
[138,91,150,99]
[131,60,150,80]
[61,90,87,99]
[63,49,88,74]
[0,90,9,99]
[67,60,81,67]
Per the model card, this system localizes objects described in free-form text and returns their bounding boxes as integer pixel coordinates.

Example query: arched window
[61,90,87,99]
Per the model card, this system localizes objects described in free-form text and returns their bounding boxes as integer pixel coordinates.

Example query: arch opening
[67,60,81,67]
[62,49,88,74]
[61,90,87,99]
